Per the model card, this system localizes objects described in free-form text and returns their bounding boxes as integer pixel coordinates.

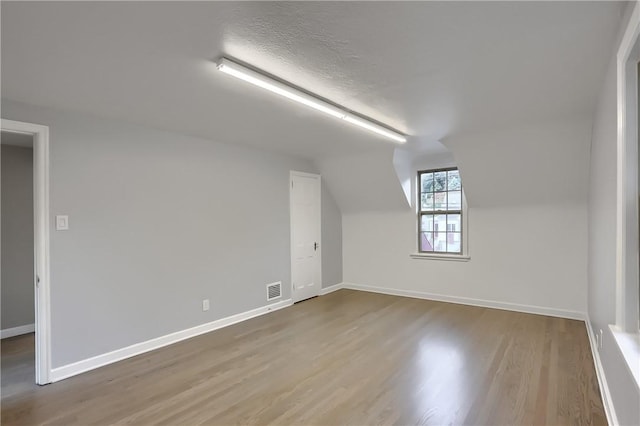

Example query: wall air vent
[266,281,282,301]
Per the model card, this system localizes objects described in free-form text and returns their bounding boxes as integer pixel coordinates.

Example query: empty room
[1,1,639,425]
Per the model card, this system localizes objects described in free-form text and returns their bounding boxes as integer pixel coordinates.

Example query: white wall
[587,20,640,426]
[1,144,35,331]
[338,115,591,317]
[1,99,342,368]
[343,203,587,317]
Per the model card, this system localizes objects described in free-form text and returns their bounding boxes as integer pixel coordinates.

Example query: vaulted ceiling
[1,1,625,160]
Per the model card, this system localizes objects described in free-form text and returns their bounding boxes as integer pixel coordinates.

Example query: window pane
[421,193,434,211]
[421,214,434,232]
[420,232,434,252]
[434,192,447,210]
[447,191,462,210]
[447,214,461,232]
[434,214,446,235]
[434,171,446,191]
[433,229,447,252]
[447,232,461,253]
[447,170,461,190]
[421,173,434,193]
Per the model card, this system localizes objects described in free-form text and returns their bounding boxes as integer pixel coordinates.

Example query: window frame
[602,0,640,394]
[616,2,640,336]
[417,167,464,255]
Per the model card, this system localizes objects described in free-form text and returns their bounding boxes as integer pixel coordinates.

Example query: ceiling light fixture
[216,57,407,144]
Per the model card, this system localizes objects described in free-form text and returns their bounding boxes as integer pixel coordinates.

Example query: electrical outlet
[599,329,604,349]
[202,299,210,312]
[595,333,600,348]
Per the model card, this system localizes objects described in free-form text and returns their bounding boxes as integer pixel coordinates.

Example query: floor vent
[266,281,282,301]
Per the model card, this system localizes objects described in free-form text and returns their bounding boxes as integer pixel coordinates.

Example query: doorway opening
[1,131,35,396]
[0,119,51,388]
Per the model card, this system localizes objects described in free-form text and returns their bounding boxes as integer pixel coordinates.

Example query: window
[418,168,463,254]
[608,9,640,388]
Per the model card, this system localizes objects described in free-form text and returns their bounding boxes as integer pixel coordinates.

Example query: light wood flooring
[1,289,606,425]
[1,332,35,400]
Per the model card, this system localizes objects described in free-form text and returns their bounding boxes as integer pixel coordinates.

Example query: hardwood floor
[1,290,606,425]
[1,333,36,400]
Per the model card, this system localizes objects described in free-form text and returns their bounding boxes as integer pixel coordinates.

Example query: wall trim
[0,323,35,339]
[319,282,344,295]
[585,317,619,426]
[342,282,585,320]
[50,299,293,382]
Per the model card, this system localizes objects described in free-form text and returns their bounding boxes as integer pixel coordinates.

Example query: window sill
[609,324,640,388]
[409,253,470,262]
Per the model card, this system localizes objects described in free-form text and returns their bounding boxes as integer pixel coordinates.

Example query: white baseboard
[319,282,344,295]
[50,299,293,382]
[341,282,585,320]
[0,323,35,339]
[585,317,619,426]
[47,282,586,383]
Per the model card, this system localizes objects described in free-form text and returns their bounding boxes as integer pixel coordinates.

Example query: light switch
[55,215,69,231]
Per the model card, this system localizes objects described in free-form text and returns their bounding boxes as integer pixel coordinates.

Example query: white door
[290,171,321,303]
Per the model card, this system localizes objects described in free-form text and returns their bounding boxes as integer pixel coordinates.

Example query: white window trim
[412,175,470,261]
[409,253,470,262]
[609,325,640,386]
[614,0,640,388]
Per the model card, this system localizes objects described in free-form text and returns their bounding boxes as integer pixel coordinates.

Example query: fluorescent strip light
[218,62,344,119]
[343,115,407,143]
[216,58,406,144]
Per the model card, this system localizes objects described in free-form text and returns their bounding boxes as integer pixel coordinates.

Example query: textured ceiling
[0,1,625,160]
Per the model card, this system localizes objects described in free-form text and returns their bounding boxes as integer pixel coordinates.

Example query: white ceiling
[0,1,625,160]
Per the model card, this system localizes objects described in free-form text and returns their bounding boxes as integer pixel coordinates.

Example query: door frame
[1,118,52,385]
[289,171,322,302]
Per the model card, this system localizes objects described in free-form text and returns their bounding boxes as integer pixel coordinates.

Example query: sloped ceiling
[0,1,626,211]
[319,148,409,214]
[445,117,593,208]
